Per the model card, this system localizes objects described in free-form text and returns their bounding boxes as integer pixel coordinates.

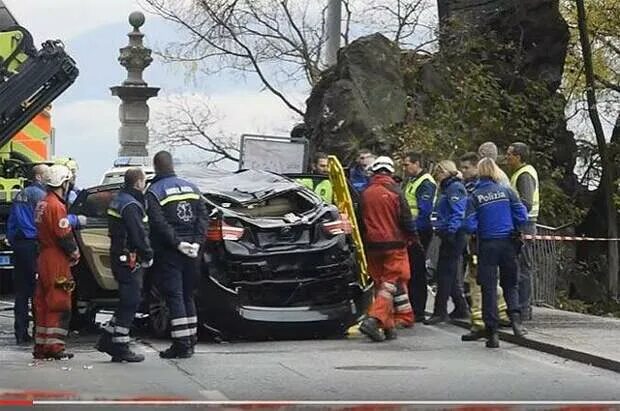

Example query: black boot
[461,329,486,341]
[95,332,113,353]
[510,312,528,338]
[48,350,74,360]
[384,328,397,341]
[485,330,500,349]
[111,345,145,363]
[359,317,385,342]
[159,342,193,359]
[423,314,448,325]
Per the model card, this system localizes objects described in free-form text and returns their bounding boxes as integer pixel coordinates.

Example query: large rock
[304,34,407,163]
[439,0,570,91]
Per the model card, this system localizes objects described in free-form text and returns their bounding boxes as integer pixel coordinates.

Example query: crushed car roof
[175,167,303,203]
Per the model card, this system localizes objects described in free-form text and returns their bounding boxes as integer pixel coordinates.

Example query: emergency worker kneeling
[464,158,529,349]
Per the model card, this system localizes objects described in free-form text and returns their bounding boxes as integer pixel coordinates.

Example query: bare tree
[141,0,435,160]
[353,0,435,48]
[152,98,240,166]
[142,0,341,116]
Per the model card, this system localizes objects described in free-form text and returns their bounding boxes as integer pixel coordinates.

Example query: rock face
[304,34,407,163]
[439,0,569,90]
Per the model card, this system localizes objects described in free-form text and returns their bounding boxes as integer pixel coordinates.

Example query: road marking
[200,390,228,401]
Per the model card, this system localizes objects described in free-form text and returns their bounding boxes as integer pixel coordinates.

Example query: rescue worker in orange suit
[33,165,79,360]
[147,151,208,359]
[96,168,153,363]
[359,156,417,342]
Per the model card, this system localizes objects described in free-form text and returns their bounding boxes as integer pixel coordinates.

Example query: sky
[5,0,305,186]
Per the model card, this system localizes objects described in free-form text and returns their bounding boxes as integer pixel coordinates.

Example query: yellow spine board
[327,155,369,286]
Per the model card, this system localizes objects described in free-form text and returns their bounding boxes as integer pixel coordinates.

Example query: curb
[451,319,620,373]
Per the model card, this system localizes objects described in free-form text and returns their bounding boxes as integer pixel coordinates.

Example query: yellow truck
[0,1,78,291]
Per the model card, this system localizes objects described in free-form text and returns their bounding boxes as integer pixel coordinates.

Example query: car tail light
[322,213,353,236]
[206,220,245,241]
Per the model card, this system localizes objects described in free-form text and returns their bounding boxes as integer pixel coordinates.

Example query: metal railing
[531,223,573,307]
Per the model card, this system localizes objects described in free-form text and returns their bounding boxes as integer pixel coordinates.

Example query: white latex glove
[188,243,200,258]
[77,215,88,227]
[141,259,154,268]
[177,241,194,257]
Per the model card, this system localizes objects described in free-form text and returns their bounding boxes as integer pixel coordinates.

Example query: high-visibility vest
[510,164,540,219]
[404,173,436,218]
[296,178,333,204]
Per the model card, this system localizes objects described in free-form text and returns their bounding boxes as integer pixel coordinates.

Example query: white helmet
[46,164,72,188]
[369,156,395,173]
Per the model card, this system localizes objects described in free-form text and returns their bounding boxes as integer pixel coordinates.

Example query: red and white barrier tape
[524,234,620,242]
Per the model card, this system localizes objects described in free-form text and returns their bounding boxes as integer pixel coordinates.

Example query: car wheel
[148,284,170,339]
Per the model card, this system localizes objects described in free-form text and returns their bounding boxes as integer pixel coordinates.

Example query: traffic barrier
[525,234,620,241]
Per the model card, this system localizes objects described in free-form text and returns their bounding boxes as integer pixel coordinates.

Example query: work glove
[177,242,195,257]
[141,259,154,268]
[77,215,88,228]
[189,243,201,258]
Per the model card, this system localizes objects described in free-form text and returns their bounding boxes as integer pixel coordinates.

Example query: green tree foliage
[394,27,580,225]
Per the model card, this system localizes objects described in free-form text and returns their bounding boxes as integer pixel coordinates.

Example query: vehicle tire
[148,284,170,339]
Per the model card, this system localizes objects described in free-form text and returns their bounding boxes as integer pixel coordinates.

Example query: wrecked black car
[69,168,372,339]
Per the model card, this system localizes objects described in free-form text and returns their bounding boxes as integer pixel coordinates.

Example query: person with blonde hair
[459,154,511,342]
[425,160,469,325]
[464,157,529,348]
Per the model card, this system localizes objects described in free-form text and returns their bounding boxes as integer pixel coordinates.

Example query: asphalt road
[1,298,620,405]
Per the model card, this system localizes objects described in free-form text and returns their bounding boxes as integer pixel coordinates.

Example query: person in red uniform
[33,165,80,360]
[359,156,417,342]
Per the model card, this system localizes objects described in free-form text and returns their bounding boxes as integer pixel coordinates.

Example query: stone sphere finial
[129,11,145,30]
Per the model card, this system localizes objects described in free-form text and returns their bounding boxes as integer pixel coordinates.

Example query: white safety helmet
[46,164,73,188]
[369,156,395,173]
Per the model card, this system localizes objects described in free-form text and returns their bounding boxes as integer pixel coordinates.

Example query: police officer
[459,153,511,341]
[402,152,436,322]
[146,151,208,359]
[298,152,333,203]
[506,142,539,320]
[96,168,153,362]
[349,149,374,192]
[425,160,469,325]
[7,164,49,344]
[465,158,528,348]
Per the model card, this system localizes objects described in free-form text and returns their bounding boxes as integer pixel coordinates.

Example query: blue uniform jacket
[414,178,436,232]
[465,178,528,239]
[349,165,369,192]
[433,176,467,235]
[7,182,47,243]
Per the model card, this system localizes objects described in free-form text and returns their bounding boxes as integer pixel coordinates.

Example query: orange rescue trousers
[33,250,73,357]
[367,248,414,329]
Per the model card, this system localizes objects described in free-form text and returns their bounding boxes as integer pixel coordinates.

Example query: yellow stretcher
[327,155,369,287]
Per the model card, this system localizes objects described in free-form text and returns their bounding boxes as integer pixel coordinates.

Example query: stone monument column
[111,11,160,158]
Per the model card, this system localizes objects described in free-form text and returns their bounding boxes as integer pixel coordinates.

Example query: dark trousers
[408,230,433,319]
[478,238,520,331]
[153,250,199,348]
[13,239,38,339]
[433,231,468,317]
[518,222,536,318]
[103,260,144,346]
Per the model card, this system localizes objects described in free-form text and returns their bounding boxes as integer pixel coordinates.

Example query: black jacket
[108,187,153,262]
[145,173,208,251]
